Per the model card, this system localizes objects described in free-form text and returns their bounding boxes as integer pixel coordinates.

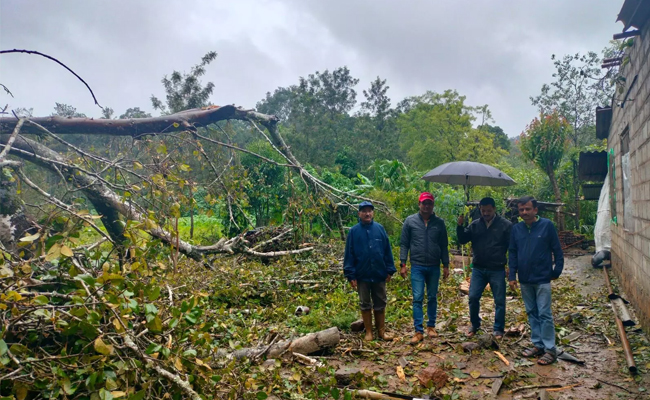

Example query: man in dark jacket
[399,192,450,344]
[457,197,512,339]
[344,201,396,341]
[508,196,564,365]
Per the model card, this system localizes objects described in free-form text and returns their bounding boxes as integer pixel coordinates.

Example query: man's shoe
[426,327,438,338]
[466,327,478,338]
[361,310,373,341]
[410,332,424,345]
[374,310,394,341]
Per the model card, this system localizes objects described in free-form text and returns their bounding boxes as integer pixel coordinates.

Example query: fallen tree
[227,327,341,360]
[0,105,393,261]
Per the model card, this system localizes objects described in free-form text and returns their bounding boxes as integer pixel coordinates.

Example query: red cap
[419,192,434,202]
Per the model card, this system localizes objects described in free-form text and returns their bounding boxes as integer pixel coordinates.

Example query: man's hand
[350,280,358,289]
[443,267,449,280]
[508,280,518,291]
[457,215,465,226]
[400,264,408,279]
[386,274,392,283]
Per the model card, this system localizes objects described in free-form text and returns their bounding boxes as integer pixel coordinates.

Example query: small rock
[295,306,310,316]
[398,356,409,368]
[564,331,582,342]
[461,342,480,352]
[350,319,365,332]
[477,334,498,349]
[416,366,448,388]
[505,324,525,337]
[491,378,503,396]
[262,359,277,369]
[455,362,467,370]
[335,366,361,384]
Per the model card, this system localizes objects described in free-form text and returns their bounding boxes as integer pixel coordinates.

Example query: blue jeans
[411,264,441,333]
[468,268,506,332]
[520,283,557,355]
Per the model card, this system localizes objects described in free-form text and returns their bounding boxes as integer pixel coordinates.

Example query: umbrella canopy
[422,161,516,187]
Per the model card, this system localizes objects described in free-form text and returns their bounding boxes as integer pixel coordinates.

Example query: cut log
[350,319,365,332]
[229,327,340,360]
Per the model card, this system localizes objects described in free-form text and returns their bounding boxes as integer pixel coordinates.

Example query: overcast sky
[1,0,624,137]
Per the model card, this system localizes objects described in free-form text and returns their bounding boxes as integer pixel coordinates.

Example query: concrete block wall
[609,21,650,334]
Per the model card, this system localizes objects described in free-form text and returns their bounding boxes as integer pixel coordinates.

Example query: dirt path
[329,255,650,399]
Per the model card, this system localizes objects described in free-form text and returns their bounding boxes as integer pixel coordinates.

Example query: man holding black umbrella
[457,197,512,339]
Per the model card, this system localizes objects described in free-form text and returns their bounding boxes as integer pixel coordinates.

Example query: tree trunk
[228,327,340,360]
[547,167,565,230]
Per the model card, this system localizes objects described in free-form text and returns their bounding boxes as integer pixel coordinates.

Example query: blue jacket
[344,220,396,282]
[508,217,564,284]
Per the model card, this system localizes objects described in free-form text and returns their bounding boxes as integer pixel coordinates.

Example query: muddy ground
[326,255,650,399]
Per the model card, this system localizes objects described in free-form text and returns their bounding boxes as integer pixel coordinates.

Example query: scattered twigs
[595,378,632,393]
[494,351,510,366]
[250,227,294,251]
[293,352,324,367]
[510,384,562,393]
[122,334,202,400]
[252,334,280,363]
[0,366,23,381]
[14,168,115,244]
[546,383,581,392]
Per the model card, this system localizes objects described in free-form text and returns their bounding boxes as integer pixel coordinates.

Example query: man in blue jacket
[508,196,564,365]
[344,201,397,341]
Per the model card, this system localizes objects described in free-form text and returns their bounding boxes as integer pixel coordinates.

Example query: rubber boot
[374,309,394,341]
[361,310,374,341]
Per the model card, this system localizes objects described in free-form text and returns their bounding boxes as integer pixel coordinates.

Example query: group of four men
[343,193,564,365]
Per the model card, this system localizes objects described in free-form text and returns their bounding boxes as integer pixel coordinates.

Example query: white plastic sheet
[594,173,611,252]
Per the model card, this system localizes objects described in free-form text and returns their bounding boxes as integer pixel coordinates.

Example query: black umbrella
[422,161,516,201]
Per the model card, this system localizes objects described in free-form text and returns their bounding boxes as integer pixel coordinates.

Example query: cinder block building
[601,0,650,332]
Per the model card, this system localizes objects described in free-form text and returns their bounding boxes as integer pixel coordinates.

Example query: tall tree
[530,51,613,227]
[478,124,510,152]
[457,127,507,165]
[519,111,571,229]
[397,90,474,170]
[101,107,114,119]
[52,103,86,118]
[360,76,391,123]
[256,67,359,167]
[151,51,217,114]
[119,107,152,119]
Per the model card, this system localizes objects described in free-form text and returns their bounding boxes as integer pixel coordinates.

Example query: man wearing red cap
[400,192,450,344]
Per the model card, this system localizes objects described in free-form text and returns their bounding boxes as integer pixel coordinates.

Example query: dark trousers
[468,267,506,332]
[357,281,387,311]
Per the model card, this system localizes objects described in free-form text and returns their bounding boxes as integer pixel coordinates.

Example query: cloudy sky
[1,0,624,137]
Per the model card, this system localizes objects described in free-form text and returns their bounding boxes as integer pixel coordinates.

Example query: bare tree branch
[0,117,24,160]
[0,49,102,108]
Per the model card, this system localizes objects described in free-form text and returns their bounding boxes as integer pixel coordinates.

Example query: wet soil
[328,255,650,399]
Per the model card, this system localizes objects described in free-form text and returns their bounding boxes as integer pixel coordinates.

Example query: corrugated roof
[578,151,608,181]
[617,0,650,31]
[582,183,604,201]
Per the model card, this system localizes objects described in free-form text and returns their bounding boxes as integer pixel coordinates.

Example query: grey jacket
[400,212,450,267]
